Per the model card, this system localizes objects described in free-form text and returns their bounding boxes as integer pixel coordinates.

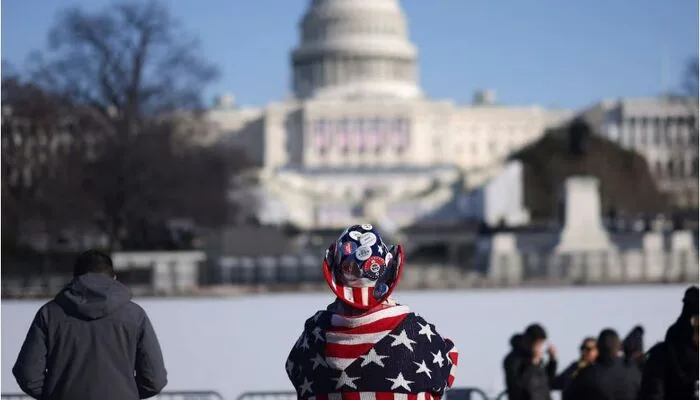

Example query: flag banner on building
[338,119,349,151]
[366,119,379,151]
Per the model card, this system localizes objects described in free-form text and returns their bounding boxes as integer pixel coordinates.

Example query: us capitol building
[204,0,575,230]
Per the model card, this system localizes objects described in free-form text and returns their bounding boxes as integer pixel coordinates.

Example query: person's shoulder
[644,341,668,365]
[302,310,331,330]
[113,300,150,324]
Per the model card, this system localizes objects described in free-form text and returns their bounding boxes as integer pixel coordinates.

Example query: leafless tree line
[2,1,250,252]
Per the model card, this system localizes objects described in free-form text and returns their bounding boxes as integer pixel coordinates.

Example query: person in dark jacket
[622,325,644,374]
[551,336,598,395]
[12,250,168,400]
[503,323,558,400]
[639,285,699,400]
[565,328,640,400]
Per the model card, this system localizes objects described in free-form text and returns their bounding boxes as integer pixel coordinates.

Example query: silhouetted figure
[568,118,591,156]
[503,323,558,400]
[552,337,598,397]
[565,328,640,400]
[640,286,699,399]
[622,325,645,374]
[12,250,167,400]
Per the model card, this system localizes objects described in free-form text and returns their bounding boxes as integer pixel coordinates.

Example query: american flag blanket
[286,303,458,400]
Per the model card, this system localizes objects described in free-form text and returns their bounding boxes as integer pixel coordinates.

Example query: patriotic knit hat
[323,224,404,310]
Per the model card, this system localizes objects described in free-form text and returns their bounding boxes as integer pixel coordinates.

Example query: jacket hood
[55,273,133,320]
[509,333,533,357]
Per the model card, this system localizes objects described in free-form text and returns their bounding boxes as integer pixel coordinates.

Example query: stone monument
[555,176,613,252]
[554,176,621,282]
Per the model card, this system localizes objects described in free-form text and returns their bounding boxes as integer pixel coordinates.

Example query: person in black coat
[564,328,640,400]
[639,285,699,400]
[503,323,558,400]
[622,325,644,376]
[551,336,598,396]
[12,250,168,400]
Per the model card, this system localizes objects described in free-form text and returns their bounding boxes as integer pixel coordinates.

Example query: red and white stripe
[307,392,443,400]
[445,341,459,388]
[324,305,410,371]
[327,271,381,309]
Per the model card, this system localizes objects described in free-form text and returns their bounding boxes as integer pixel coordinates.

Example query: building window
[391,117,409,152]
[679,159,687,177]
[653,126,661,145]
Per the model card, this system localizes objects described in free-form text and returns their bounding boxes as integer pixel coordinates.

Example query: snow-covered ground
[1,285,688,399]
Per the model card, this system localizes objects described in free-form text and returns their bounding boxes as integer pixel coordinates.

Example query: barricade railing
[1,391,224,400]
[236,391,297,400]
[236,388,494,400]
[443,387,491,400]
[2,388,558,400]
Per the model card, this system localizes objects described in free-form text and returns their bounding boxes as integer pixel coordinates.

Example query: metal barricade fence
[236,388,493,400]
[3,388,557,400]
[1,392,224,400]
[236,391,298,400]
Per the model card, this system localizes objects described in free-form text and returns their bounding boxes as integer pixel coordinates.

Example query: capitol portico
[206,0,575,230]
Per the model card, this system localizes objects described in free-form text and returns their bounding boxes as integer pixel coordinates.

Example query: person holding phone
[503,323,558,400]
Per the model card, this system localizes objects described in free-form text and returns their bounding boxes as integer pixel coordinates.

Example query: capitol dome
[291,0,422,100]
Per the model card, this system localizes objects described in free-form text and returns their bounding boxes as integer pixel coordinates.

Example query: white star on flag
[311,353,327,370]
[285,359,294,375]
[312,312,323,323]
[417,322,435,342]
[414,360,433,378]
[359,348,389,367]
[387,372,414,391]
[300,335,310,350]
[377,246,383,255]
[332,371,360,389]
[431,350,445,367]
[312,327,325,342]
[294,334,304,349]
[299,377,313,395]
[389,329,416,351]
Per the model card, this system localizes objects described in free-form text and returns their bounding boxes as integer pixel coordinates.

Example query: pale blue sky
[2,0,698,108]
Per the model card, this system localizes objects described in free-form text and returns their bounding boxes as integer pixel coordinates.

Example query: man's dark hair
[597,328,620,358]
[73,250,115,277]
[524,323,547,341]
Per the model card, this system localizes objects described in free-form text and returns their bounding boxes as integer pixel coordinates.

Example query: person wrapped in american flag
[286,224,459,400]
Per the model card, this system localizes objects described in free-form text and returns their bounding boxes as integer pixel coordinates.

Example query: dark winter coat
[503,334,557,400]
[551,360,591,398]
[639,318,699,400]
[12,273,168,400]
[564,355,640,400]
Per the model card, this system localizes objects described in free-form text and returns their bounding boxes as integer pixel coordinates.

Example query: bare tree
[26,1,240,249]
[1,75,93,243]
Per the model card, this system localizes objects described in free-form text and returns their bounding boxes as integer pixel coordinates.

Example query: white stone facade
[204,0,677,229]
[583,97,699,207]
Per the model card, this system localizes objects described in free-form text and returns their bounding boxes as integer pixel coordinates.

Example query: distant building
[205,0,572,230]
[582,96,699,208]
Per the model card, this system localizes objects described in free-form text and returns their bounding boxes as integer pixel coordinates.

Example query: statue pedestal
[555,177,613,253]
